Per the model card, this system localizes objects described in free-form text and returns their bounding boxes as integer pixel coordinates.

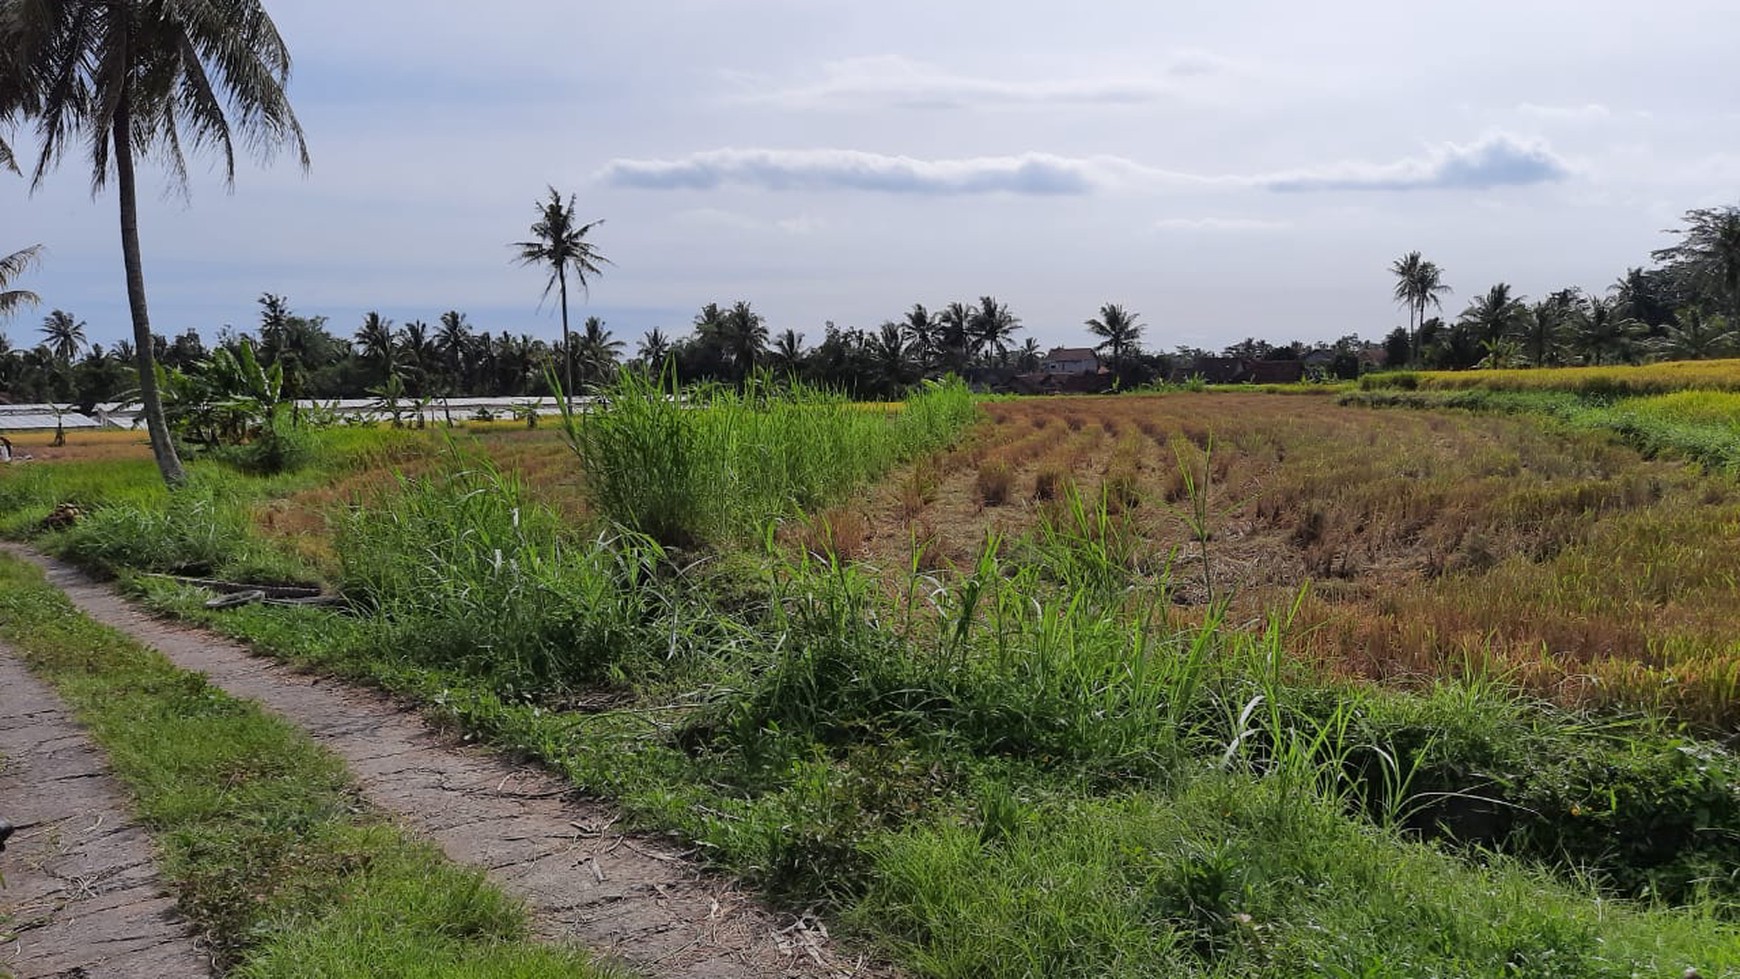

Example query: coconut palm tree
[435,310,472,391]
[1521,299,1570,367]
[871,321,916,397]
[636,327,671,373]
[721,300,768,382]
[970,296,1021,366]
[512,186,609,398]
[768,328,804,378]
[1653,206,1740,326]
[1459,284,1527,360]
[355,312,396,384]
[39,309,85,363]
[938,301,975,373]
[1653,308,1735,361]
[901,303,937,368]
[574,315,622,391]
[1390,252,1452,365]
[1086,302,1143,377]
[1,245,42,319]
[1,0,309,487]
[1574,296,1643,366]
[1015,337,1043,372]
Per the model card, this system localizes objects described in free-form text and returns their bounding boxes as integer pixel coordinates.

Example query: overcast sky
[6,0,1739,355]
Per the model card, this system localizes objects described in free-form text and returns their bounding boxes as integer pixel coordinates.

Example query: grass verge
[0,553,616,979]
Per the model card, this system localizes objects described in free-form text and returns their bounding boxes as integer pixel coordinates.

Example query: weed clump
[975,461,1015,507]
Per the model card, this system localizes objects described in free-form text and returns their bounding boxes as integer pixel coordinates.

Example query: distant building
[1042,347,1101,374]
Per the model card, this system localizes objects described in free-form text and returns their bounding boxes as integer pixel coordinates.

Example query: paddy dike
[4,545,873,979]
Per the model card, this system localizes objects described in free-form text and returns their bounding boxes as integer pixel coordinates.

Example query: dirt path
[3,546,871,979]
[0,646,213,979]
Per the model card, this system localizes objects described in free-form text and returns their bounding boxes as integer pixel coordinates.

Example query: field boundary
[0,544,875,979]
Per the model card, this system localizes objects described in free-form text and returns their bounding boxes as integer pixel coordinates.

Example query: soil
[0,646,212,979]
[3,545,877,978]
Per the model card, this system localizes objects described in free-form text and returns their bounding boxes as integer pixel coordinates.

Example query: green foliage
[55,472,308,582]
[562,369,976,547]
[336,459,668,689]
[214,410,315,475]
[859,777,1737,978]
[1344,387,1740,474]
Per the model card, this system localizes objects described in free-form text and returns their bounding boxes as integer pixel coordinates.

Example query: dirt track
[0,646,212,979]
[4,545,870,978]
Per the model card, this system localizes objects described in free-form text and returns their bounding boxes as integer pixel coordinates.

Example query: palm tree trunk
[1410,301,1420,366]
[114,104,187,488]
[557,267,573,399]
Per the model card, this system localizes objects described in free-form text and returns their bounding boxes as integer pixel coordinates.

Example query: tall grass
[562,371,976,546]
[337,459,670,689]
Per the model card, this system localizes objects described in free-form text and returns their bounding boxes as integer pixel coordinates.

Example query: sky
[5,0,1740,356]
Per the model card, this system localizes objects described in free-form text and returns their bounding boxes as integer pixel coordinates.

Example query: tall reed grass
[561,371,976,546]
[337,459,670,688]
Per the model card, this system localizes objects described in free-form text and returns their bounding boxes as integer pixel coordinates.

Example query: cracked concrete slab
[5,546,881,979]
[0,647,212,979]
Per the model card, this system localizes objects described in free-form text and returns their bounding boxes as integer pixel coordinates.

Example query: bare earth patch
[0,646,212,979]
[7,547,875,979]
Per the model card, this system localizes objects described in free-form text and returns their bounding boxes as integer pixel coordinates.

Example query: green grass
[128,529,1740,976]
[1342,387,1740,475]
[563,371,978,546]
[0,554,617,979]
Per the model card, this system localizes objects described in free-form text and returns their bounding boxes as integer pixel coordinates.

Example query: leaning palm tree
[513,186,609,398]
[1,244,42,318]
[38,309,85,363]
[0,0,309,487]
[1085,302,1144,377]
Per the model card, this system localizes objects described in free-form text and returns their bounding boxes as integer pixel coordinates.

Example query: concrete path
[0,646,212,979]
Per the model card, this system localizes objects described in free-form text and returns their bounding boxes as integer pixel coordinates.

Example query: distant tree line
[6,205,1738,412]
[1387,205,1740,370]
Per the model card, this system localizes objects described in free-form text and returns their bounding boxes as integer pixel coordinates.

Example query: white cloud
[676,208,825,235]
[602,135,1574,198]
[1261,133,1574,192]
[1154,216,1291,232]
[598,148,1144,195]
[736,54,1221,110]
[1517,102,1612,121]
